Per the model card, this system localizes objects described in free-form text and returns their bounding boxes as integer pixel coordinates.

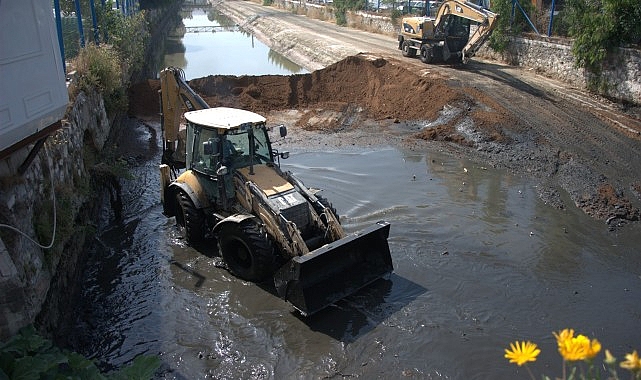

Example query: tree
[487,0,534,53]
[566,0,641,71]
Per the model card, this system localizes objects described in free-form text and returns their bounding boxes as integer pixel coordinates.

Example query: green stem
[525,364,536,380]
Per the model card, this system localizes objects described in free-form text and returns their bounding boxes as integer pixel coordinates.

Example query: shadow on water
[170,259,207,288]
[177,235,423,344]
[297,274,427,344]
[167,236,221,288]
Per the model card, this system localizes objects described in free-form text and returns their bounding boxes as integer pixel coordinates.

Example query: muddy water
[67,119,641,379]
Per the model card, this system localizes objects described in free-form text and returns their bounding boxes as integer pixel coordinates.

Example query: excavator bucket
[274,221,393,316]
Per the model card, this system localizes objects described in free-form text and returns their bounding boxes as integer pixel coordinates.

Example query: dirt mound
[129,54,514,141]
[128,79,161,120]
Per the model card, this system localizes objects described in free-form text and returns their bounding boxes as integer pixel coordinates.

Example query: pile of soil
[129,54,514,143]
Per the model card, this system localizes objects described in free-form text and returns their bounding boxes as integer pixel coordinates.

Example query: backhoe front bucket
[274,221,393,316]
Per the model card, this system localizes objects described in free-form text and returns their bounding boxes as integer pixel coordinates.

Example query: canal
[161,6,307,79]
[64,5,641,379]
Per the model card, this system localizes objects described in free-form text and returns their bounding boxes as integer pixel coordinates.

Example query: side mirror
[279,125,287,138]
[216,165,228,176]
[280,151,290,159]
[203,141,214,155]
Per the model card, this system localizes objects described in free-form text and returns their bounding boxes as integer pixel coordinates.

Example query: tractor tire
[401,41,416,58]
[217,221,276,282]
[176,191,206,244]
[420,45,434,64]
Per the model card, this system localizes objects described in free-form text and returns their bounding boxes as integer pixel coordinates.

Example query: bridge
[184,25,239,33]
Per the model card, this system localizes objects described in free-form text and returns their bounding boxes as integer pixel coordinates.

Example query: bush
[72,44,126,114]
[0,325,160,379]
[566,0,641,72]
[488,0,534,53]
[97,4,149,75]
[333,0,365,26]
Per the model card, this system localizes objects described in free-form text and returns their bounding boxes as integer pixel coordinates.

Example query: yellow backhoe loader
[397,0,499,64]
[158,67,393,316]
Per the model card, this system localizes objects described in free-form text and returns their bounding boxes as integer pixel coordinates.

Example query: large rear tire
[218,221,275,282]
[176,191,205,244]
[420,45,434,64]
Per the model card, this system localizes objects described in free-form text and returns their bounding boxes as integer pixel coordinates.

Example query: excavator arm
[433,0,498,62]
[159,67,210,169]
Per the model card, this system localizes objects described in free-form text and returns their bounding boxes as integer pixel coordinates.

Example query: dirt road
[140,0,641,225]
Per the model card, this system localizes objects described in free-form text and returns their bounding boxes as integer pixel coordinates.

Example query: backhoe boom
[398,0,498,63]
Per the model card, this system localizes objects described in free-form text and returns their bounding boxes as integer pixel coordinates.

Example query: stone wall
[0,89,109,340]
[0,1,182,342]
[476,36,641,105]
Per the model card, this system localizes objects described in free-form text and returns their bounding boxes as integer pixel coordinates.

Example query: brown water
[66,120,641,379]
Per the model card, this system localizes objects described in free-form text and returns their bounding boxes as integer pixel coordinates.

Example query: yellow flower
[620,350,641,372]
[581,336,601,360]
[604,349,616,366]
[553,329,601,361]
[504,340,541,366]
[554,328,575,345]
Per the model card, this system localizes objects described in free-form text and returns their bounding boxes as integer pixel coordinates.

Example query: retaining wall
[0,89,109,340]
[476,36,641,105]
[0,3,181,341]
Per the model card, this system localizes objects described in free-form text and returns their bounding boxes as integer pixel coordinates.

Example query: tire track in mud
[435,62,641,222]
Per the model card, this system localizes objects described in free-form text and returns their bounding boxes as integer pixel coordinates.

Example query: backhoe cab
[158,68,393,316]
[398,0,498,64]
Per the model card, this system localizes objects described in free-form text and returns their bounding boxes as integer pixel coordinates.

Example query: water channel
[65,6,641,379]
[161,6,307,79]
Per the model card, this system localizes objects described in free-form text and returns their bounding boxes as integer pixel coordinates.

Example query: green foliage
[33,186,76,258]
[97,4,150,74]
[72,43,127,114]
[263,0,274,5]
[333,0,365,25]
[488,0,534,52]
[390,8,402,24]
[549,9,571,37]
[566,0,641,72]
[335,8,348,25]
[0,326,160,379]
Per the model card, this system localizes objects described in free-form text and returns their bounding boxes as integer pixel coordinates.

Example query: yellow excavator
[158,67,393,316]
[397,0,499,64]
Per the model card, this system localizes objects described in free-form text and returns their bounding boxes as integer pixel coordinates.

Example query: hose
[0,147,57,250]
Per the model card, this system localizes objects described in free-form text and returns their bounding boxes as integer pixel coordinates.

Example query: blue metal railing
[52,0,141,73]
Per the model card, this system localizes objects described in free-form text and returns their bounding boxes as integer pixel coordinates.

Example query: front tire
[176,191,205,244]
[217,221,275,282]
[401,40,416,58]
